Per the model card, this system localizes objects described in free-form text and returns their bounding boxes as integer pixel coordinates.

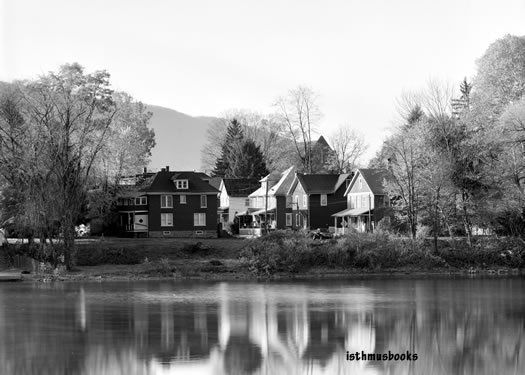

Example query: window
[180,195,187,204]
[294,195,299,206]
[175,180,188,189]
[320,194,327,206]
[296,214,301,227]
[359,177,363,189]
[361,195,367,208]
[194,213,206,226]
[161,213,173,227]
[286,213,292,226]
[135,196,147,205]
[245,198,250,207]
[258,197,263,207]
[161,195,173,208]
[200,195,207,208]
[303,195,308,208]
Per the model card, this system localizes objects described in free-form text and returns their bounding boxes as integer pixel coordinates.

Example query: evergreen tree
[228,140,269,179]
[212,118,244,177]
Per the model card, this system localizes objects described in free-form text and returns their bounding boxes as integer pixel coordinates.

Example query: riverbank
[8,232,523,282]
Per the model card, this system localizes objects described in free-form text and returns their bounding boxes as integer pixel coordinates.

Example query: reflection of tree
[0,279,524,374]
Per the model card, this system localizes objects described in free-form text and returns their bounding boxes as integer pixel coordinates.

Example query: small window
[303,195,308,208]
[320,194,327,206]
[359,177,363,189]
[180,195,187,204]
[135,196,147,205]
[294,195,299,206]
[161,195,173,208]
[161,213,173,227]
[286,213,292,226]
[245,198,250,207]
[194,213,206,226]
[175,180,188,189]
[296,214,301,227]
[200,195,207,208]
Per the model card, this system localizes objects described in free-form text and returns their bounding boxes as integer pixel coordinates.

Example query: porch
[119,211,149,233]
[332,207,374,234]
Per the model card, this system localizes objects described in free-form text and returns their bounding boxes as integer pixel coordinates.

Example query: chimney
[165,166,170,172]
[143,167,147,174]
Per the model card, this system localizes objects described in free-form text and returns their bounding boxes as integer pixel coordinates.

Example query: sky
[1,0,525,162]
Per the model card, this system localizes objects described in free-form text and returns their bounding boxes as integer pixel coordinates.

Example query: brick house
[286,173,352,230]
[332,168,389,233]
[116,167,219,238]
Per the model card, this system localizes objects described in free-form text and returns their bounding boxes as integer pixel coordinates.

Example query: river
[0,276,523,374]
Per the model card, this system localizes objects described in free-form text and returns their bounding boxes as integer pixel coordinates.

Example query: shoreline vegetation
[3,231,524,282]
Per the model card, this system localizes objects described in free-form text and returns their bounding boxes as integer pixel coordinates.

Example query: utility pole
[264,179,269,235]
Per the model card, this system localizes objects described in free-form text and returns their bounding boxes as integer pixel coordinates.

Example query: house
[332,168,389,233]
[116,166,219,238]
[287,173,352,230]
[243,166,296,235]
[217,178,260,225]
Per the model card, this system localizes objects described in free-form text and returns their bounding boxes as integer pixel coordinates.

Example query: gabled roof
[222,178,260,197]
[344,168,388,196]
[249,166,296,197]
[288,173,351,195]
[140,170,219,194]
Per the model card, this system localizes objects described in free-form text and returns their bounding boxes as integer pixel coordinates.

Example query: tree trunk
[63,215,76,270]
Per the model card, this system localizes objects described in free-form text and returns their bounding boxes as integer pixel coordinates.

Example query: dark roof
[354,168,388,195]
[294,173,351,194]
[223,178,260,197]
[208,177,223,190]
[140,170,219,193]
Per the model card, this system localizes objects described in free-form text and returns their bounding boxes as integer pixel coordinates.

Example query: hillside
[146,105,217,172]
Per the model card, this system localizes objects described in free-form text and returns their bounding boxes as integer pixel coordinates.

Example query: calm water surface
[0,277,524,375]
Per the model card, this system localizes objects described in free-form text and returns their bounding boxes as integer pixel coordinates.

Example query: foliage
[0,63,155,269]
[239,231,523,276]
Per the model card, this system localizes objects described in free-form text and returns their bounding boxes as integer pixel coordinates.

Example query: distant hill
[145,105,217,172]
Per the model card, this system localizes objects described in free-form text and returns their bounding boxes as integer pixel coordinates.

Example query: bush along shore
[239,231,525,277]
[2,231,524,281]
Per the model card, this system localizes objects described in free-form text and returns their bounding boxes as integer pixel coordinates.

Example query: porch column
[334,217,337,234]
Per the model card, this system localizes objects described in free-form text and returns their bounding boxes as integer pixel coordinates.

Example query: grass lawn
[75,236,247,261]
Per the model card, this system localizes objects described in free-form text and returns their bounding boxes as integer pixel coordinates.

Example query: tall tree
[0,63,155,269]
[212,118,244,177]
[327,126,367,173]
[274,86,321,173]
[227,139,269,179]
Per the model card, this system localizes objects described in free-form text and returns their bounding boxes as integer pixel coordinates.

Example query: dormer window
[175,179,188,189]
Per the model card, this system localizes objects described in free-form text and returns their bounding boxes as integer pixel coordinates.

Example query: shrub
[181,241,212,254]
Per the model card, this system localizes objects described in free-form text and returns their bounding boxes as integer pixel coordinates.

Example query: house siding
[146,193,218,236]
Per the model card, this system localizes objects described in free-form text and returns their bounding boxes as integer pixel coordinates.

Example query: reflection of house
[116,166,219,237]
[287,173,352,230]
[332,168,389,233]
[243,167,296,235]
[217,178,260,225]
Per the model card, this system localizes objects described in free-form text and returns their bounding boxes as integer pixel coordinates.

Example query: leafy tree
[0,63,155,269]
[472,34,525,116]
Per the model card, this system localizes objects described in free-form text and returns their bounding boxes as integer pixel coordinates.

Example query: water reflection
[0,278,524,374]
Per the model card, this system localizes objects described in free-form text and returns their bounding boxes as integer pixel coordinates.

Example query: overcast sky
[2,0,525,161]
